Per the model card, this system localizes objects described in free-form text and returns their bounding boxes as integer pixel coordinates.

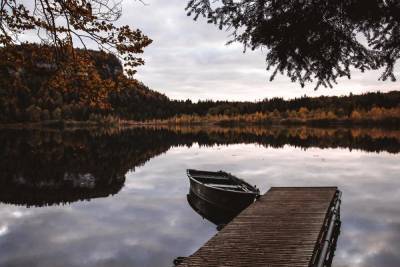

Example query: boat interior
[188,170,257,193]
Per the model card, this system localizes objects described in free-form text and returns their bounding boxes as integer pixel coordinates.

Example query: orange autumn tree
[0,0,151,76]
[45,52,115,111]
[0,0,152,122]
[0,44,123,122]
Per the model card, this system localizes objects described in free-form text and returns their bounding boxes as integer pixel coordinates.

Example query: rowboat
[186,169,259,213]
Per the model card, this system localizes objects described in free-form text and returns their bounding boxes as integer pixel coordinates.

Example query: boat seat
[209,183,254,193]
[192,175,230,180]
[206,183,242,189]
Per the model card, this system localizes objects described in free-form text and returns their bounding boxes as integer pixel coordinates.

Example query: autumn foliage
[142,106,400,128]
[0,0,158,123]
[0,43,168,123]
[0,0,151,76]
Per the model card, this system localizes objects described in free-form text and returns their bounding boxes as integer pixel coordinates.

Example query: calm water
[0,127,399,267]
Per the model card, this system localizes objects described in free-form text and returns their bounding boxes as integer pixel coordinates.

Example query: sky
[18,0,399,101]
[117,0,399,101]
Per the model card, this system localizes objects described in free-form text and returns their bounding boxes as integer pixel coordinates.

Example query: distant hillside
[0,44,399,127]
[168,91,400,116]
[0,43,170,123]
[165,91,400,127]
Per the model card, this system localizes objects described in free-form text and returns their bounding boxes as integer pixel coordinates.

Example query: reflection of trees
[160,126,400,154]
[0,128,172,207]
[0,126,398,206]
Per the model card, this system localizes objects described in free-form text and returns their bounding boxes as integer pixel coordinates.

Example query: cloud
[16,0,399,101]
[118,0,399,101]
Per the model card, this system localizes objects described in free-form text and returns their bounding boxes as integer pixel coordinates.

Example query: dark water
[0,126,399,267]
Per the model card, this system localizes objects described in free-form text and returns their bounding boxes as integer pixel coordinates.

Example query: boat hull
[187,189,241,226]
[188,176,257,212]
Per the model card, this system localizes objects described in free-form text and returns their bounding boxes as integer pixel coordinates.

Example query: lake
[0,126,399,267]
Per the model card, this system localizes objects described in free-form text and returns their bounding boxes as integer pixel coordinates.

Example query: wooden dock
[177,187,341,267]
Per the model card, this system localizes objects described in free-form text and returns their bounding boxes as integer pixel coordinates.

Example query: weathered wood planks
[178,187,340,267]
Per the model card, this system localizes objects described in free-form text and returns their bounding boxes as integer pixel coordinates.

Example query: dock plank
[178,187,338,267]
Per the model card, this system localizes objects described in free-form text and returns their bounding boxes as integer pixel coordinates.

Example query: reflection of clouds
[336,195,400,267]
[11,211,28,218]
[0,164,216,267]
[338,218,400,267]
[0,144,399,266]
[0,225,8,236]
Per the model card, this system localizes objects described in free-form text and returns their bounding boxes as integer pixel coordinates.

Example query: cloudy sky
[116,0,400,101]
[19,0,398,101]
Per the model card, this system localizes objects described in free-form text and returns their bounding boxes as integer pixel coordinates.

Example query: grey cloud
[118,0,399,101]
[16,0,399,100]
[15,0,400,101]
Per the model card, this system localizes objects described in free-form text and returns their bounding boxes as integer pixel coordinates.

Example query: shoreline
[0,118,399,130]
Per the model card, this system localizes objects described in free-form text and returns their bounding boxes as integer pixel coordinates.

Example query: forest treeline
[1,44,399,127]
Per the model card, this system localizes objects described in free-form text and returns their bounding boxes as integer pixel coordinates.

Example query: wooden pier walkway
[178,187,341,267]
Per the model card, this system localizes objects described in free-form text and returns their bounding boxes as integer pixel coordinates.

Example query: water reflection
[0,128,170,206]
[2,126,399,207]
[0,126,399,267]
[0,173,124,207]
